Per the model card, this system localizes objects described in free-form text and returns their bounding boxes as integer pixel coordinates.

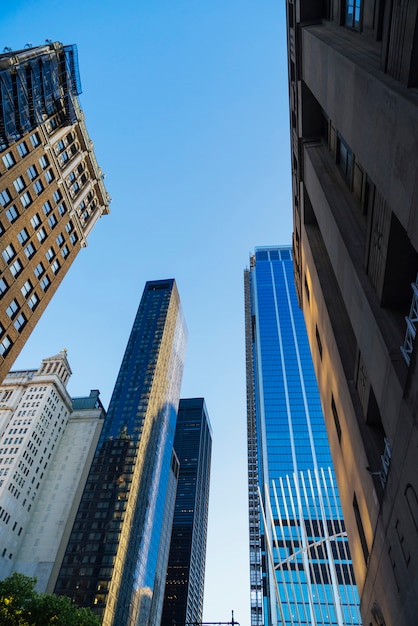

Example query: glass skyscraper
[55,279,187,626]
[244,247,361,626]
[161,397,212,626]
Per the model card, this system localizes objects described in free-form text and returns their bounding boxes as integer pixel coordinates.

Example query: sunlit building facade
[0,351,104,588]
[286,2,418,624]
[245,247,361,626]
[161,397,212,626]
[0,42,110,381]
[55,279,187,626]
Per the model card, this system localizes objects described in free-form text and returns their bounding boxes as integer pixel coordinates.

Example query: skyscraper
[286,3,418,624]
[55,279,187,626]
[245,246,361,626]
[0,42,110,380]
[0,351,105,589]
[161,397,212,626]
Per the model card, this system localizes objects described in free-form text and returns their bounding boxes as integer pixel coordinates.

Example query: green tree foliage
[0,573,101,626]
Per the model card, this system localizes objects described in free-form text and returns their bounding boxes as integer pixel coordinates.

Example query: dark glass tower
[245,247,361,626]
[161,397,212,626]
[55,279,187,626]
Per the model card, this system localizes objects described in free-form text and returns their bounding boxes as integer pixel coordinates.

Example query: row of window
[1,243,64,279]
[0,215,78,310]
[0,133,41,174]
[0,171,54,211]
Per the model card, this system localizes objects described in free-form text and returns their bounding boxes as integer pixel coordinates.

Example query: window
[48,215,57,229]
[6,205,19,223]
[20,192,32,208]
[33,180,44,195]
[9,259,22,277]
[34,263,45,279]
[316,325,323,360]
[13,177,25,192]
[40,276,50,292]
[27,165,37,180]
[56,233,64,247]
[72,182,80,194]
[0,278,8,298]
[6,300,19,319]
[30,214,41,230]
[44,169,54,183]
[337,134,353,184]
[70,233,78,245]
[45,247,55,261]
[2,152,15,169]
[56,140,65,152]
[21,280,33,297]
[51,260,60,274]
[39,155,49,169]
[37,228,47,243]
[17,142,28,158]
[61,151,69,164]
[405,484,418,533]
[345,0,361,30]
[53,190,62,203]
[0,336,11,357]
[17,228,29,244]
[14,314,26,333]
[57,202,66,216]
[2,245,15,263]
[30,133,40,148]
[66,220,74,233]
[0,189,12,207]
[61,245,69,259]
[27,293,39,311]
[24,243,35,259]
[42,201,52,216]
[68,171,76,183]
[353,493,369,563]
[331,395,342,442]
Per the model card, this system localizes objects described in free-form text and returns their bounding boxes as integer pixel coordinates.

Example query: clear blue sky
[1,2,292,623]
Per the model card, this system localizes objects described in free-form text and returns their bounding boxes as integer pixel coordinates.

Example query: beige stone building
[0,42,110,381]
[0,351,104,589]
[286,1,418,624]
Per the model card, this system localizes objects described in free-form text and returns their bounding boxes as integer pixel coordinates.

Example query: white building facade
[0,350,104,590]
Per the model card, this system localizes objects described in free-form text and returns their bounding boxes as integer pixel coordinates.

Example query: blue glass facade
[55,279,187,626]
[245,247,361,626]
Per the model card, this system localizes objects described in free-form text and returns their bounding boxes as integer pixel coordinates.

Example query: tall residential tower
[286,3,418,624]
[0,42,110,380]
[55,279,187,626]
[245,247,361,626]
[161,397,212,626]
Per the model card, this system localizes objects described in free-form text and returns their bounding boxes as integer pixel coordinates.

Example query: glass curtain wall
[245,247,361,626]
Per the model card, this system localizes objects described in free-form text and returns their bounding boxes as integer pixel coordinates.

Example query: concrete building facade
[0,351,104,589]
[0,43,110,381]
[286,2,418,624]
